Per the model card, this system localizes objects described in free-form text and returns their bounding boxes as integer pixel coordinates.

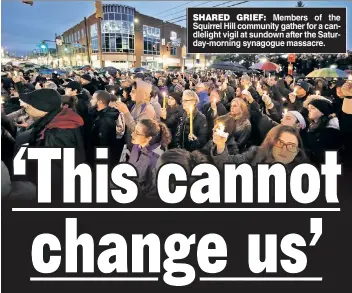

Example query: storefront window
[100,4,135,53]
[143,25,160,55]
[171,47,177,56]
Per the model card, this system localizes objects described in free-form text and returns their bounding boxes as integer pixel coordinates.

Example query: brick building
[58,3,203,70]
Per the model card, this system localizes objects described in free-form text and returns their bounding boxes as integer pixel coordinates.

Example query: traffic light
[95,1,103,19]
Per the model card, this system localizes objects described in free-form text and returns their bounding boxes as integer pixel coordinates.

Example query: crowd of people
[1,66,352,199]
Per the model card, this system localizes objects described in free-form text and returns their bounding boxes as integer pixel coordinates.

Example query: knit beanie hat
[296,81,309,93]
[309,98,333,116]
[174,83,185,94]
[81,74,91,82]
[169,92,182,105]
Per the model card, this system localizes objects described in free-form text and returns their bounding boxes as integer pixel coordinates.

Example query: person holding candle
[243,89,308,145]
[220,97,251,152]
[160,92,183,149]
[287,81,310,112]
[202,89,227,140]
[111,80,156,151]
[240,74,260,103]
[175,90,208,151]
[211,125,308,171]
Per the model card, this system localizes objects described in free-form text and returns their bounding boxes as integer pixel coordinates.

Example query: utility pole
[95,1,104,68]
[84,17,91,65]
[55,33,59,67]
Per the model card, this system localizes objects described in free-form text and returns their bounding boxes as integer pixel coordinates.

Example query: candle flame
[284,108,288,114]
[316,91,320,96]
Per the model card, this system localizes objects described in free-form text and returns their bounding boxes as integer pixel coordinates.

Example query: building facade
[59,4,204,70]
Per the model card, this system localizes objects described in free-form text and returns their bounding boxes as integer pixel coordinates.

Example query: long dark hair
[140,119,171,150]
[309,115,330,132]
[252,125,307,165]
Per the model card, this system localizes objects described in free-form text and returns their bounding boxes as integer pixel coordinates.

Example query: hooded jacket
[305,117,341,165]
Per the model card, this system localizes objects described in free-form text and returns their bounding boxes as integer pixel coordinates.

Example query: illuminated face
[272,132,299,164]
[281,112,299,128]
[230,100,241,116]
[235,87,242,97]
[23,104,48,119]
[182,98,196,114]
[210,91,220,103]
[131,123,150,146]
[308,104,323,121]
[168,96,176,107]
[296,86,306,97]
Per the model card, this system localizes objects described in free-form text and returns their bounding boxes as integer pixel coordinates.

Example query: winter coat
[175,109,208,151]
[269,85,284,116]
[14,107,85,201]
[220,86,235,111]
[128,143,164,184]
[83,82,98,96]
[6,108,34,132]
[88,106,118,163]
[197,90,209,113]
[4,97,21,114]
[287,94,308,112]
[161,105,183,148]
[305,117,341,165]
[203,101,228,140]
[1,114,16,176]
[1,161,36,200]
[150,98,161,122]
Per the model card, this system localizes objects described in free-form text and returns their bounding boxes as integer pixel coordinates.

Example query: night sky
[1,1,352,56]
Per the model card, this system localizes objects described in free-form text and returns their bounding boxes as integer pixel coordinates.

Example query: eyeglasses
[275,139,299,153]
[182,99,195,104]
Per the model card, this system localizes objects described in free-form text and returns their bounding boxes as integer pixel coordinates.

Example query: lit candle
[293,87,297,94]
[257,81,260,88]
[162,92,166,109]
[293,77,296,85]
[316,91,320,96]
[268,73,271,78]
[284,108,288,114]
[189,105,193,137]
[213,97,216,105]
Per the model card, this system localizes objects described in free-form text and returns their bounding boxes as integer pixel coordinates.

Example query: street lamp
[134,18,139,23]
